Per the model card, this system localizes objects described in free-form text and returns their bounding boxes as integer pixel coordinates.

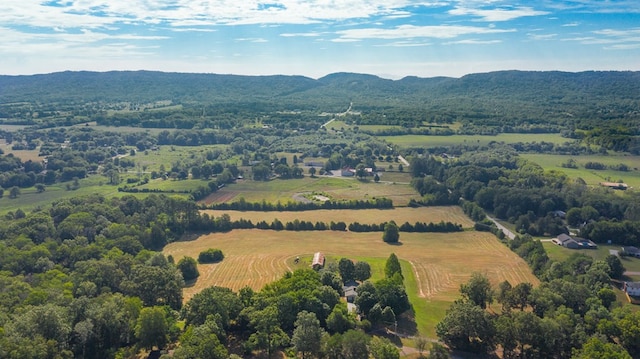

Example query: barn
[311,252,325,270]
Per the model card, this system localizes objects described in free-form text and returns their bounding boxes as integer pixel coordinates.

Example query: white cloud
[280,32,325,37]
[444,39,501,44]
[449,6,549,21]
[528,33,557,40]
[335,24,514,41]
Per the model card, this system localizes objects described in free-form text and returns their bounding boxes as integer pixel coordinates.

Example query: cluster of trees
[436,256,638,358]
[198,249,224,263]
[348,220,462,233]
[206,197,393,211]
[0,192,413,358]
[409,147,640,243]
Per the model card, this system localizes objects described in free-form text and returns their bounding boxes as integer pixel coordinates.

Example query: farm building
[552,234,597,249]
[600,182,629,190]
[621,246,640,258]
[341,167,355,177]
[311,252,325,270]
[623,282,640,296]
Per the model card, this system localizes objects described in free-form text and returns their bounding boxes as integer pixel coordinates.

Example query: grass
[382,133,570,148]
[520,153,640,188]
[205,176,421,206]
[202,206,475,228]
[133,144,229,173]
[163,229,538,338]
[0,175,191,215]
[542,241,640,273]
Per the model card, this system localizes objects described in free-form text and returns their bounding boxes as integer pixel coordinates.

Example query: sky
[1,1,639,79]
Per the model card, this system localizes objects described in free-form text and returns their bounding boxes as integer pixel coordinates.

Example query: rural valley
[1,70,640,359]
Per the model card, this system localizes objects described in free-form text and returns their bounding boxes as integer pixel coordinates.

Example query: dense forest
[2,71,640,152]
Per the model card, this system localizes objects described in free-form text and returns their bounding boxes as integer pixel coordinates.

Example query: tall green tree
[460,272,494,309]
[354,261,371,282]
[435,301,496,354]
[382,221,400,243]
[248,305,290,358]
[384,253,403,280]
[135,307,169,350]
[341,329,370,359]
[177,256,199,281]
[369,336,400,359]
[292,311,325,359]
[339,258,355,283]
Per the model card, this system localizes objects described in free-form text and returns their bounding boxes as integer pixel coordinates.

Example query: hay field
[203,177,420,206]
[164,229,538,304]
[201,206,475,228]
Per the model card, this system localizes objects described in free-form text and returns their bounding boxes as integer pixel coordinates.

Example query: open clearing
[164,229,538,336]
[202,206,475,228]
[201,176,420,206]
[520,153,640,188]
[382,133,570,148]
[543,241,640,273]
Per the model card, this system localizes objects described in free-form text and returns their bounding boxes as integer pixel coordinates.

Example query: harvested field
[201,190,239,204]
[201,206,475,228]
[199,177,421,206]
[164,229,538,304]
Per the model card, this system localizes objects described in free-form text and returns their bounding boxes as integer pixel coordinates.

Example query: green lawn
[520,153,640,187]
[542,241,640,273]
[382,133,570,148]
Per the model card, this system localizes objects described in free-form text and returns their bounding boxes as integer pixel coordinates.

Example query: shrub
[198,248,225,263]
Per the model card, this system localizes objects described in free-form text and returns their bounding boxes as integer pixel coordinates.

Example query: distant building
[600,182,628,190]
[623,282,640,296]
[622,246,640,258]
[552,234,597,249]
[341,167,355,177]
[311,252,325,270]
[343,280,359,303]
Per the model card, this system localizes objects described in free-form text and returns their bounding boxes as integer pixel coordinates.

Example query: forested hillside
[2,70,639,119]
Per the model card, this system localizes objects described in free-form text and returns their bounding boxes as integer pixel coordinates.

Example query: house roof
[623,246,640,254]
[557,234,573,243]
[312,252,325,267]
[625,282,640,289]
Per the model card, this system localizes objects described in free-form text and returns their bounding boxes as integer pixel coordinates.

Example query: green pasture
[214,176,420,206]
[0,175,191,215]
[521,153,640,188]
[0,176,119,214]
[136,178,211,192]
[133,144,229,172]
[382,133,570,148]
[0,124,30,131]
[542,241,640,273]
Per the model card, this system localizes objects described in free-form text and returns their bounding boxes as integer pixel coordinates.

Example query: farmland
[202,206,475,228]
[164,229,538,336]
[382,133,570,148]
[520,153,640,187]
[201,176,419,206]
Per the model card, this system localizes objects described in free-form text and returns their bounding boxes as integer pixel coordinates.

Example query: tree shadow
[183,278,197,288]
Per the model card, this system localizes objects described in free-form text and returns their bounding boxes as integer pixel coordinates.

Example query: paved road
[487,216,516,240]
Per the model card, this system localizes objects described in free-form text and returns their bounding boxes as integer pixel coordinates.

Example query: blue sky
[1,1,639,78]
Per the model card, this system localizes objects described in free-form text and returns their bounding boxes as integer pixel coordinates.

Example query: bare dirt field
[201,206,475,228]
[164,229,538,304]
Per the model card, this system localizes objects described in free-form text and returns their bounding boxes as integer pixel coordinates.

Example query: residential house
[622,246,640,258]
[343,280,358,303]
[552,234,597,249]
[623,282,640,296]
